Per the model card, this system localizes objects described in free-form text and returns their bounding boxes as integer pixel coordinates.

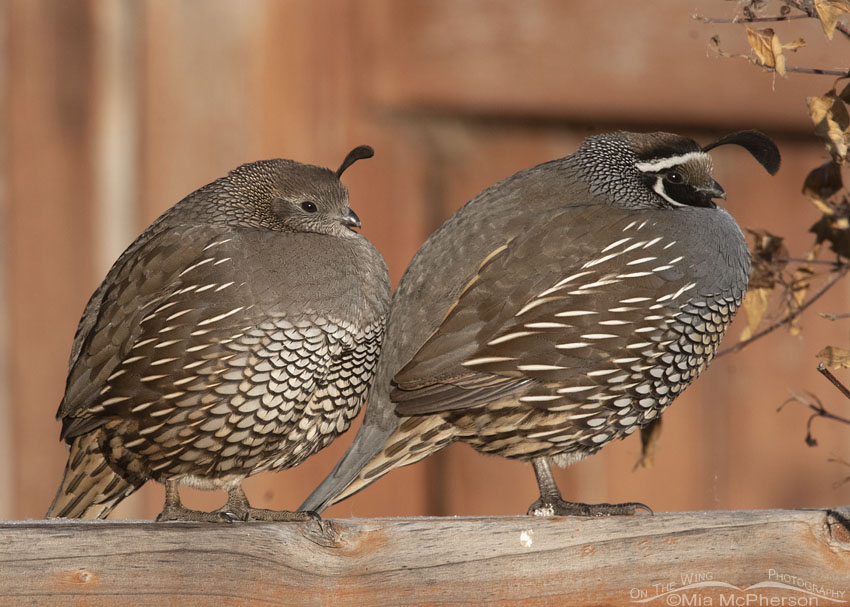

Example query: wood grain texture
[2,509,849,606]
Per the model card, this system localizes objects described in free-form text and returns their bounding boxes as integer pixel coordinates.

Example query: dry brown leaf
[810,203,850,259]
[803,161,844,202]
[816,344,850,368]
[746,228,789,288]
[746,26,783,75]
[833,0,850,14]
[811,197,836,215]
[783,37,807,52]
[709,34,745,62]
[814,0,850,39]
[808,94,850,162]
[744,26,805,77]
[739,287,771,341]
[709,34,722,54]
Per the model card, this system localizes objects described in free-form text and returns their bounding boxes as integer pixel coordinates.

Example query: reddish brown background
[2,0,848,521]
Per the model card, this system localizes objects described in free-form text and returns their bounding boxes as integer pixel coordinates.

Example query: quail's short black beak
[702,180,726,201]
[342,208,361,229]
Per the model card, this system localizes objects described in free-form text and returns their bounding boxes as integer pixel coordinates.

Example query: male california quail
[302,130,780,516]
[47,146,391,521]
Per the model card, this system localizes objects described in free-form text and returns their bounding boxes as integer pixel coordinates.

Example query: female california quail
[47,146,391,521]
[302,130,780,516]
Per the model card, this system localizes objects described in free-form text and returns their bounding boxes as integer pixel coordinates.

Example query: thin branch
[698,1,850,41]
[785,67,850,77]
[814,404,850,426]
[717,264,850,357]
[818,363,850,402]
[779,389,850,447]
[820,311,850,320]
[778,365,850,448]
[779,257,844,266]
[696,14,811,24]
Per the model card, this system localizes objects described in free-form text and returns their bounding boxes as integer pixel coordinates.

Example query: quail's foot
[213,485,321,523]
[155,480,237,522]
[156,502,237,523]
[155,500,319,524]
[527,497,652,517]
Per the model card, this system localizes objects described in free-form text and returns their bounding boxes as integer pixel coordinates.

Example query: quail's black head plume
[702,130,781,175]
[302,130,779,516]
[336,145,375,178]
[47,147,390,521]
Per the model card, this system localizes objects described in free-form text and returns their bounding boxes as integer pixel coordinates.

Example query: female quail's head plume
[47,145,391,521]
[301,130,780,516]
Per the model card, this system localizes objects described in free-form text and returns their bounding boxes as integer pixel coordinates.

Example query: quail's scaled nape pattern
[47,146,391,522]
[302,130,781,517]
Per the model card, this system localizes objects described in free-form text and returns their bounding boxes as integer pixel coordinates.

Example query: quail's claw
[216,510,242,523]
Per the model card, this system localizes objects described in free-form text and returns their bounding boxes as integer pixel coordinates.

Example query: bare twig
[785,67,850,77]
[779,257,845,267]
[818,363,850,401]
[717,264,850,357]
[696,14,810,24]
[700,1,850,45]
[779,389,850,447]
[820,311,850,320]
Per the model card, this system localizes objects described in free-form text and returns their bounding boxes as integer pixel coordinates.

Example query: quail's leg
[156,479,236,522]
[527,457,652,517]
[217,484,319,522]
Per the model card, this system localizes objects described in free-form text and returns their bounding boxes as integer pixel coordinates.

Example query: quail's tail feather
[46,433,142,519]
[300,415,455,513]
[299,423,394,513]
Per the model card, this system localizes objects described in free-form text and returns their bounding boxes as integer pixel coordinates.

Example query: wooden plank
[2,510,849,606]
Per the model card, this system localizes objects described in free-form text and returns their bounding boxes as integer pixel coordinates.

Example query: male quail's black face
[578,132,733,211]
[627,133,725,210]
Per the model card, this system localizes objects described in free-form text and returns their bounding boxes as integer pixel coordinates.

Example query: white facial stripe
[635,151,708,173]
[651,177,685,207]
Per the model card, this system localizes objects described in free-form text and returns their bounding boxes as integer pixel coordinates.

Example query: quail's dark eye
[665,171,684,184]
[301,201,318,213]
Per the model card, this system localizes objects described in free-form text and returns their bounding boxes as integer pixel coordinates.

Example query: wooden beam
[3,509,849,605]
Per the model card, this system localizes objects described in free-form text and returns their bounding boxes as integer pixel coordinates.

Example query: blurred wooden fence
[1,0,849,522]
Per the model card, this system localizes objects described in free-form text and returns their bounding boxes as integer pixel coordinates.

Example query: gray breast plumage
[90,229,389,485]
[440,205,749,461]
